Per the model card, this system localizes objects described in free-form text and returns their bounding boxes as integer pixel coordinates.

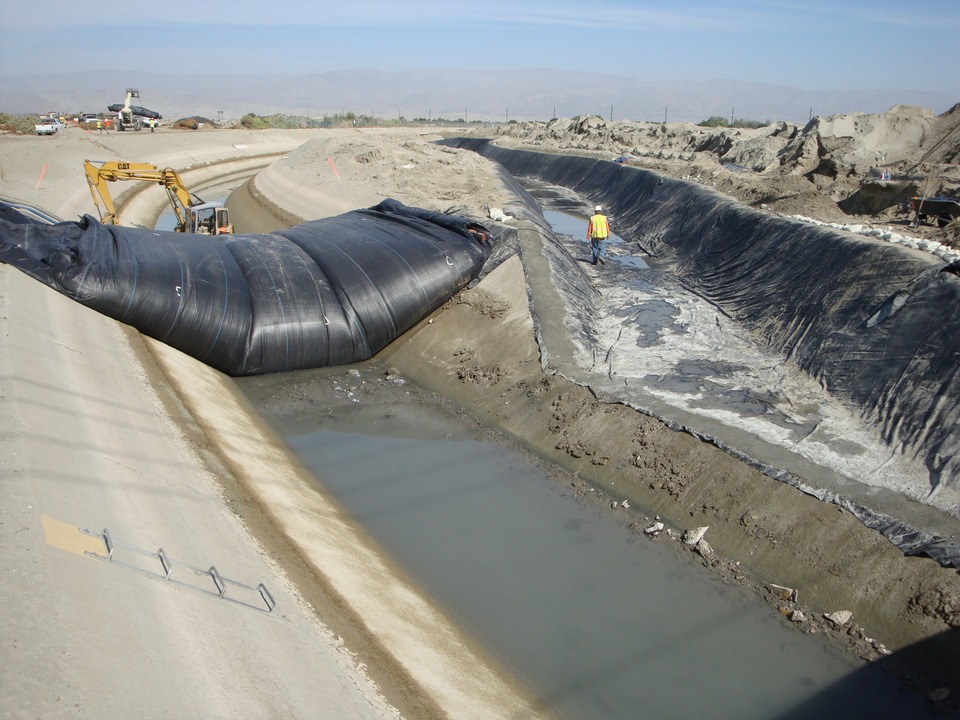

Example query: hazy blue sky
[2,0,958,94]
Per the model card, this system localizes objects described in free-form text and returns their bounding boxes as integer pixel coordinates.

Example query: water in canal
[248,391,930,720]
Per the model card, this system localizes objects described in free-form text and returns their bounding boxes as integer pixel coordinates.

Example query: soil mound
[172,116,217,130]
[496,104,960,247]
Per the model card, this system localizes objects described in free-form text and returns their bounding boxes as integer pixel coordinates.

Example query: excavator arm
[83,159,223,233]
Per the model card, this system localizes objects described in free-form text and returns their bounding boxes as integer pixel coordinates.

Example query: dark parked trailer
[910,195,960,228]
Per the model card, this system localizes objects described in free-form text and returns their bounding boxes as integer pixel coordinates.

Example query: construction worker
[586,205,609,265]
[96,118,102,134]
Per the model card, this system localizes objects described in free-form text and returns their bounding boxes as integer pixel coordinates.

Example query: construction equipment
[35,116,66,135]
[909,195,960,228]
[107,89,162,132]
[83,159,233,235]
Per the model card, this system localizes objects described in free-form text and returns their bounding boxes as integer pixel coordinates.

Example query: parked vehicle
[35,117,66,135]
[909,195,960,228]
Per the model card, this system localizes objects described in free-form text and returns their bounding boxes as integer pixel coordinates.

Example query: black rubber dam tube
[0,198,493,376]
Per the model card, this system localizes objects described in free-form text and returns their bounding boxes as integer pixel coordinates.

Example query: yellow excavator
[83,159,233,235]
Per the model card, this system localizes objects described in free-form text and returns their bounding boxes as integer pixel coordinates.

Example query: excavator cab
[187,202,233,236]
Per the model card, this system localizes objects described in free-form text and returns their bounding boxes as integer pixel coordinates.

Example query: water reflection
[541,209,649,270]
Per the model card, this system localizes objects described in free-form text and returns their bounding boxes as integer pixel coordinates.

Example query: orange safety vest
[588,213,609,239]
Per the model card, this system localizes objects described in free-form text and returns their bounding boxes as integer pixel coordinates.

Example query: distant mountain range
[2,69,955,125]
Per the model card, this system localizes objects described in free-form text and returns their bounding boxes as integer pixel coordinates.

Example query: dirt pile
[250,131,515,224]
[495,103,960,246]
[172,116,217,130]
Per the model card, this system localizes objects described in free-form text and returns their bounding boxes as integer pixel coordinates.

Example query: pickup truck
[35,117,66,135]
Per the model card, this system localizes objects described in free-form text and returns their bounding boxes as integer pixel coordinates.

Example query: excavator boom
[83,160,232,234]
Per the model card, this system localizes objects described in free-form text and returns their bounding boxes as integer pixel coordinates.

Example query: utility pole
[664,106,668,124]
[505,107,509,123]
[730,106,735,125]
[610,105,613,122]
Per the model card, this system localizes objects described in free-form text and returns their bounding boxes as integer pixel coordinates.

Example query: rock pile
[495,103,960,247]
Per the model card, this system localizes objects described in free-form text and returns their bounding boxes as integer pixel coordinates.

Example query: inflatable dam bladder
[444,137,960,567]
[0,198,492,376]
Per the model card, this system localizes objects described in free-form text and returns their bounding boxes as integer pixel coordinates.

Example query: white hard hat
[595,205,602,212]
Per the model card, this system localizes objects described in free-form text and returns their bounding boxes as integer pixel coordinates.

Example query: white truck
[35,116,66,135]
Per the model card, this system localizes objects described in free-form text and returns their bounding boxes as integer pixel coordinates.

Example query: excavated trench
[442,138,960,563]
[222,147,958,717]
[237,364,934,720]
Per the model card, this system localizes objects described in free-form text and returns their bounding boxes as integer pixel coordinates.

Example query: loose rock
[683,526,709,546]
[767,584,799,603]
[825,610,853,627]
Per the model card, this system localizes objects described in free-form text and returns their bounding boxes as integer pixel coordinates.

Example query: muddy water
[542,208,650,269]
[530,184,942,531]
[248,390,930,720]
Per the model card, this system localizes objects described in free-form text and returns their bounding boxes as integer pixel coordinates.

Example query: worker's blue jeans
[591,238,607,264]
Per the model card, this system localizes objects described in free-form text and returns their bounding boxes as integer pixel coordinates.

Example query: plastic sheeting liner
[444,138,960,567]
[0,198,492,376]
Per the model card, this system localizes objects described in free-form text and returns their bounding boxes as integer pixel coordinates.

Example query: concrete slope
[0,264,398,719]
[0,128,555,719]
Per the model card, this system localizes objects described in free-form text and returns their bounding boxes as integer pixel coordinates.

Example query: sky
[2,0,959,96]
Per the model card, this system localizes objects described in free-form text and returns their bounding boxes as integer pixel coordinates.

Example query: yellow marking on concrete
[41,515,106,557]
